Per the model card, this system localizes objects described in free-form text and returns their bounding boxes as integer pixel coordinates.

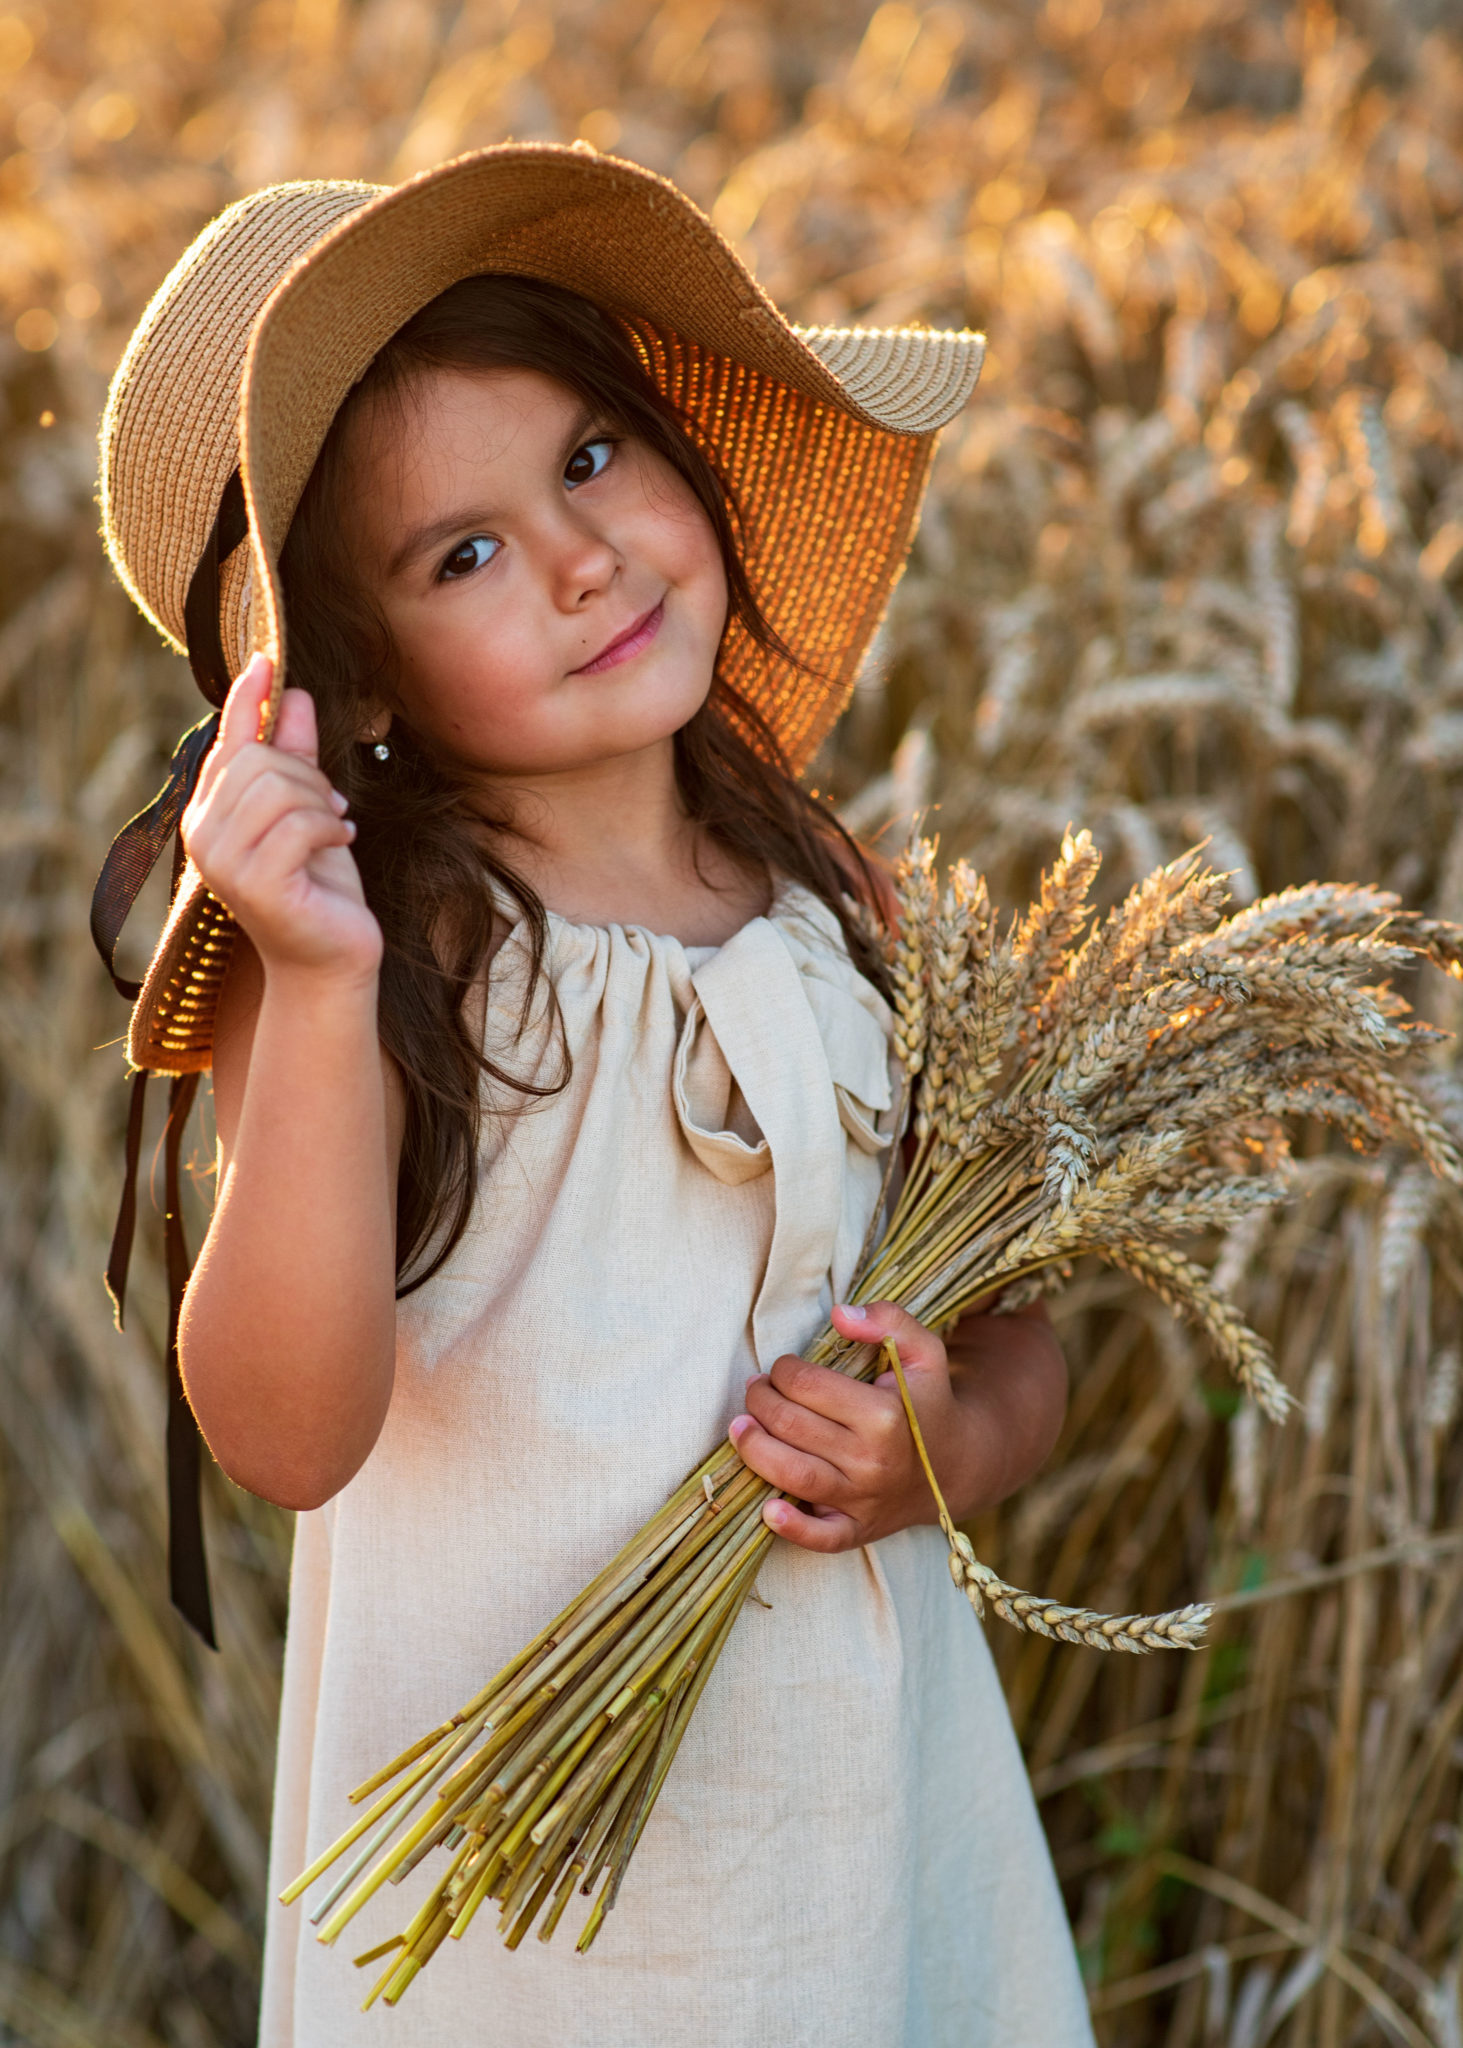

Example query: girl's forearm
[179,964,398,1509]
[941,1306,1069,1521]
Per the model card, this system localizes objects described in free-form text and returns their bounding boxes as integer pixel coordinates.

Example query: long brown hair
[279,274,887,1291]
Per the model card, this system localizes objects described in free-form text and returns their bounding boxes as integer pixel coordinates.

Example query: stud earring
[371,741,391,763]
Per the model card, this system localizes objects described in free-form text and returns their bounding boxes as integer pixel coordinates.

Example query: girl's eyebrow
[385,401,605,579]
[387,507,496,580]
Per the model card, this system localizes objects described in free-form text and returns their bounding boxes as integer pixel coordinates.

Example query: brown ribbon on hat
[90,468,248,1650]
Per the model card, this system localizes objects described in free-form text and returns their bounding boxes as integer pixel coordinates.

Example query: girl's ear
[356,708,394,745]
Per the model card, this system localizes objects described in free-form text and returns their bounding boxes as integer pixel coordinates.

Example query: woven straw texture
[99,142,983,1075]
[101,180,379,657]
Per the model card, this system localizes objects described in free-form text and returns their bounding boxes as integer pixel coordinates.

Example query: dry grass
[4,0,1463,2040]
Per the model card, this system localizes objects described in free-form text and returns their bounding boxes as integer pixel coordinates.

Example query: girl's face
[343,366,730,782]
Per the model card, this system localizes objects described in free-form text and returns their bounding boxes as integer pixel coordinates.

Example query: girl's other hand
[183,653,382,987]
[728,1299,1068,1553]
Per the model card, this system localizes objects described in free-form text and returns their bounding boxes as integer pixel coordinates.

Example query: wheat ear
[1392,914,1463,979]
[891,838,937,1076]
[879,1340,1210,1654]
[1012,827,1103,1037]
[1097,1239,1294,1421]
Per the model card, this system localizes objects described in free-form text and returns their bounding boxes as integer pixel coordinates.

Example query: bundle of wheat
[279,832,1463,2003]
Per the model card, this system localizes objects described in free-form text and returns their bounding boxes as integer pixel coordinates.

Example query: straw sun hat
[97,141,986,1077]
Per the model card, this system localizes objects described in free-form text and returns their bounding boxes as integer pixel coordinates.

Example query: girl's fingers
[762,1498,861,1552]
[727,1414,842,1507]
[272,685,319,765]
[241,808,355,885]
[189,745,346,831]
[832,1300,949,1386]
[188,760,343,880]
[758,1350,881,1430]
[215,759,341,854]
[744,1369,857,1468]
[213,652,275,763]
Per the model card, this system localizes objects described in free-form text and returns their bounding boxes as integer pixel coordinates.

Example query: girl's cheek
[400,613,544,729]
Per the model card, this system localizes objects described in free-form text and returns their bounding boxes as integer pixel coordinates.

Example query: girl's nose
[547,509,620,611]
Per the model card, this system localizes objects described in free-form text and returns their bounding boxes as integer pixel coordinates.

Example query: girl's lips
[571,599,664,675]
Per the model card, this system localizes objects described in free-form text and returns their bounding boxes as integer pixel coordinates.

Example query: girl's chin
[563,662,714,742]
[457,710,709,780]
[417,682,717,773]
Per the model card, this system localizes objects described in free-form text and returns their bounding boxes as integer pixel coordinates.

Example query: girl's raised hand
[182,654,382,986]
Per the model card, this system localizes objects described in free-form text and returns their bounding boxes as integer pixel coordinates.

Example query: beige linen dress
[260,882,1095,2048]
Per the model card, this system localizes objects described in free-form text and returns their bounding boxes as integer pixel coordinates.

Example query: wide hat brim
[105,143,985,1072]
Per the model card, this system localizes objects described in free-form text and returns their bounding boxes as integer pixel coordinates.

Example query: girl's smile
[343,366,728,784]
[571,597,664,675]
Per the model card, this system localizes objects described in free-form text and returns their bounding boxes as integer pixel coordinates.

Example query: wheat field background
[4,0,1463,2041]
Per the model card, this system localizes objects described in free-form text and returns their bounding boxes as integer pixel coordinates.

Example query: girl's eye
[564,438,614,488]
[439,535,499,581]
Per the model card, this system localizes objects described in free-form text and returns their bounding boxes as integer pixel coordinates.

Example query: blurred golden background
[5,0,1463,2041]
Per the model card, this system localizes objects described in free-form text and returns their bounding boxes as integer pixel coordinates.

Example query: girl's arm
[176,655,404,1510]
[729,1299,1069,1551]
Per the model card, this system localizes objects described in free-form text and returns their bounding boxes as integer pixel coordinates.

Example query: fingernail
[839,1302,868,1321]
[343,819,357,840]
[765,1501,788,1528]
[330,789,349,815]
[729,1415,751,1442]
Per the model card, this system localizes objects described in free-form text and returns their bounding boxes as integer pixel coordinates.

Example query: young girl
[100,146,1095,2047]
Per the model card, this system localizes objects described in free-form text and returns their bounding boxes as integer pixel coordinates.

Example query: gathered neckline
[500,875,817,955]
